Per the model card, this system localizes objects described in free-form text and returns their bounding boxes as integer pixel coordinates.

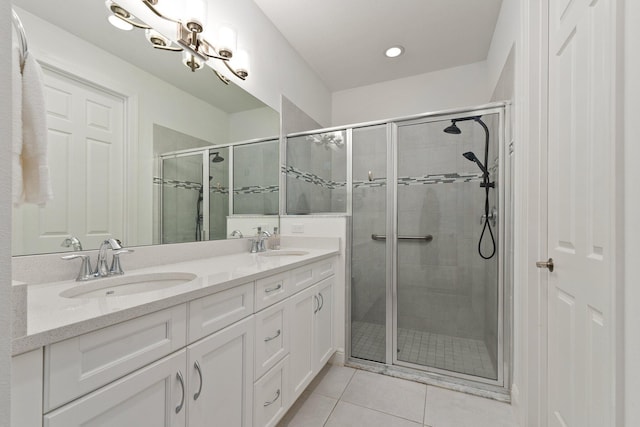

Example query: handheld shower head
[462,151,489,176]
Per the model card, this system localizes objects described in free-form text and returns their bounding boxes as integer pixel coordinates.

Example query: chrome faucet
[61,236,83,251]
[258,230,272,252]
[62,238,133,281]
[249,227,271,253]
[95,239,122,277]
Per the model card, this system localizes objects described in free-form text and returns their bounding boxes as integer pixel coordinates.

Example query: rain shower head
[443,122,461,135]
[210,152,224,163]
[462,151,489,176]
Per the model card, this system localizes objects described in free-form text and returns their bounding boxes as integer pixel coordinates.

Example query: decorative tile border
[154,177,278,195]
[284,166,346,189]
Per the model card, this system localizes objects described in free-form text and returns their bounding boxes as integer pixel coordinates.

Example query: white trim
[513,0,549,425]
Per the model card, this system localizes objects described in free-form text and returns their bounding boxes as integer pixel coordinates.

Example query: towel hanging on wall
[11,9,52,206]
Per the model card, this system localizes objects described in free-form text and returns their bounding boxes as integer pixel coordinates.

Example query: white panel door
[547,0,617,425]
[187,316,254,427]
[12,67,124,255]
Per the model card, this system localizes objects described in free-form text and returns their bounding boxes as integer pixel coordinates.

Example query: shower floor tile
[351,321,496,380]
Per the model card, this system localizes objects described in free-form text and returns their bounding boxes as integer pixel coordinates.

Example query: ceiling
[253,0,504,91]
[12,0,268,113]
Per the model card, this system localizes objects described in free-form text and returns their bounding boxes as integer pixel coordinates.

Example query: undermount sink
[258,250,310,257]
[60,272,198,299]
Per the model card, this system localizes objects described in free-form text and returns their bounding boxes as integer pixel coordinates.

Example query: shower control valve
[481,208,498,227]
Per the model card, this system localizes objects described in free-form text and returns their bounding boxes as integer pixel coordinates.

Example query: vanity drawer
[289,258,336,294]
[255,300,288,380]
[255,272,289,311]
[44,304,187,412]
[188,282,254,342]
[254,356,289,427]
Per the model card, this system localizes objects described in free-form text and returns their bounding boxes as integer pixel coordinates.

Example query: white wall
[486,0,520,98]
[624,0,640,424]
[331,61,490,126]
[229,107,279,143]
[0,0,12,424]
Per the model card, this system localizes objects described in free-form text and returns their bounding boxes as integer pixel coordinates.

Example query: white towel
[20,52,52,206]
[11,45,23,205]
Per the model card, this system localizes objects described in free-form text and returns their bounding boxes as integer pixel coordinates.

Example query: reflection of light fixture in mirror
[306,132,344,151]
[105,1,149,30]
[104,0,250,84]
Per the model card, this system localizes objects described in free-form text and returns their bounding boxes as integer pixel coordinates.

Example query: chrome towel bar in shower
[371,234,433,242]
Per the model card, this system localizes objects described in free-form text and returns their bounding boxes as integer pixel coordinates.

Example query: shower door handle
[536,258,554,272]
[371,234,433,242]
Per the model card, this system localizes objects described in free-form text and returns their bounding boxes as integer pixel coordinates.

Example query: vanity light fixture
[385,45,404,58]
[104,0,250,84]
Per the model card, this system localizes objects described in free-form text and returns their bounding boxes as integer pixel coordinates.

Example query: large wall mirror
[11,0,280,256]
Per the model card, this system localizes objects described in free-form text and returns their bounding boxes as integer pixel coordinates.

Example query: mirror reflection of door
[12,67,125,256]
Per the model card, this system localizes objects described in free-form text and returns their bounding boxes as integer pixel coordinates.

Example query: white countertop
[13,246,339,355]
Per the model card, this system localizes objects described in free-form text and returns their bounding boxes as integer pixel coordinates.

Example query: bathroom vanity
[11,241,339,427]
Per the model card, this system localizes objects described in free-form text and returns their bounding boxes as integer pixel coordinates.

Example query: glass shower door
[161,152,204,244]
[350,125,388,363]
[394,115,500,381]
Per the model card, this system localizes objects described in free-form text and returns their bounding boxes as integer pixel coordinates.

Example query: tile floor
[351,321,496,379]
[277,364,518,427]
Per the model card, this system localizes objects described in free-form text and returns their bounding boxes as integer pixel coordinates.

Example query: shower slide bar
[371,234,433,242]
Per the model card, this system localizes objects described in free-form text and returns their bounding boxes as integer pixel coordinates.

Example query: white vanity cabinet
[288,276,335,402]
[44,350,188,427]
[186,316,254,427]
[12,254,338,427]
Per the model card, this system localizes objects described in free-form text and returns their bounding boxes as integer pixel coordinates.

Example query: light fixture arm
[141,0,181,24]
[114,13,151,29]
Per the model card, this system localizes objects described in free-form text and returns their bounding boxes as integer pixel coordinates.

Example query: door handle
[536,258,554,272]
[193,360,203,401]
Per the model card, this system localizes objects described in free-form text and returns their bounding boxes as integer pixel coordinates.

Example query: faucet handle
[249,239,259,253]
[109,249,134,275]
[62,254,94,282]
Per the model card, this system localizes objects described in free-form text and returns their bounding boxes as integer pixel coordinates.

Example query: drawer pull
[263,389,281,407]
[264,329,281,342]
[176,371,185,414]
[193,360,203,401]
[265,283,282,294]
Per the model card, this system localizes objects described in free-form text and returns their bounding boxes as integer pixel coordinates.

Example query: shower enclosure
[286,103,510,392]
[156,137,278,244]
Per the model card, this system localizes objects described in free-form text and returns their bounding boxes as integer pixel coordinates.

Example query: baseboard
[329,349,345,366]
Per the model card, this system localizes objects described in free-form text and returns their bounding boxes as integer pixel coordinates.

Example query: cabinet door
[287,286,316,401]
[44,350,187,427]
[255,300,289,380]
[314,278,334,369]
[188,316,254,427]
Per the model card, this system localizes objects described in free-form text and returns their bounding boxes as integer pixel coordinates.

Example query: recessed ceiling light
[385,46,404,58]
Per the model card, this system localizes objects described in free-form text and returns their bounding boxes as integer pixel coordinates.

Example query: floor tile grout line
[335,398,426,425]
[321,367,357,426]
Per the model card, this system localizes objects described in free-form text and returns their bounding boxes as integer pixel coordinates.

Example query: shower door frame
[346,102,511,394]
[389,106,508,388]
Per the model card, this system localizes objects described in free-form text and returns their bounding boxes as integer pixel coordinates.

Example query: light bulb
[218,26,237,58]
[182,50,203,72]
[184,0,207,33]
[232,48,249,78]
[108,15,133,31]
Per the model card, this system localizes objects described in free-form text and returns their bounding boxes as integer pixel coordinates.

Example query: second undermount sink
[60,272,198,299]
[258,250,310,257]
